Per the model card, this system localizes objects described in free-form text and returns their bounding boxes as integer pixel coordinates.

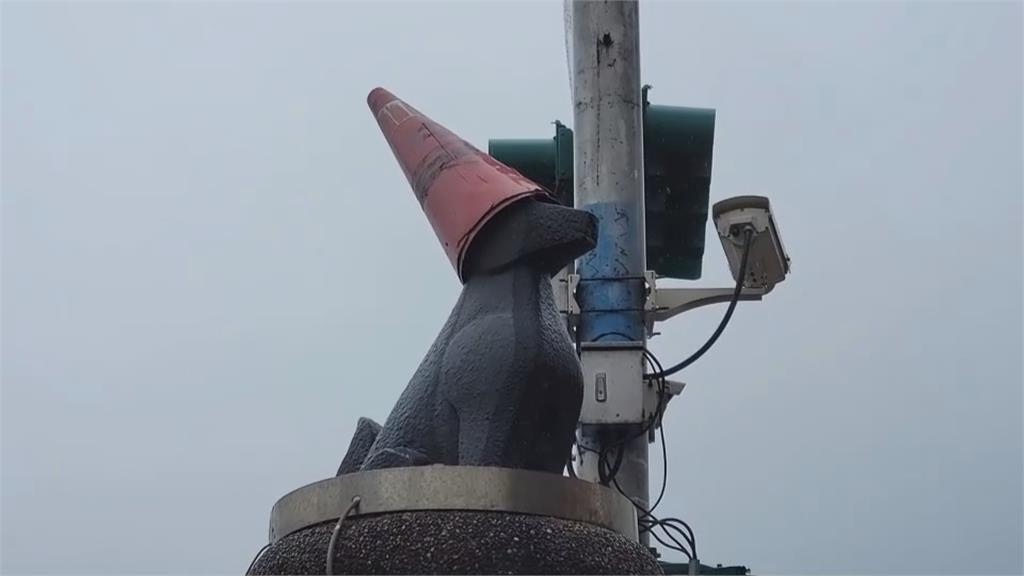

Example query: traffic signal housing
[488,89,715,280]
[488,121,575,208]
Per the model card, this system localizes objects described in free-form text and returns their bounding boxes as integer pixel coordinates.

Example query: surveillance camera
[712,195,791,291]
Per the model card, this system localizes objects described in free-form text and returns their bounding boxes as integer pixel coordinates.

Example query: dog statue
[336,89,597,475]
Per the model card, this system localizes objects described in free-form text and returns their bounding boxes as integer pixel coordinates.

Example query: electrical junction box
[578,343,658,425]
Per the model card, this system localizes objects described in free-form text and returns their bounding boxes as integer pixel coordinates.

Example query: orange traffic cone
[367,87,551,282]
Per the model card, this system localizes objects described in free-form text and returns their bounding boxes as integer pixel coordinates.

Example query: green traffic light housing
[643,89,715,280]
[488,87,715,280]
[489,120,575,208]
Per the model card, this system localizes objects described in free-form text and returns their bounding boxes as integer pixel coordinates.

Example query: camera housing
[712,195,791,291]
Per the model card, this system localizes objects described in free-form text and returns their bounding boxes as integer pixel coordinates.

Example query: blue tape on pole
[577,201,646,343]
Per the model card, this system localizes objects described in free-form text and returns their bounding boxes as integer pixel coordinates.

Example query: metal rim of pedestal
[269,465,639,544]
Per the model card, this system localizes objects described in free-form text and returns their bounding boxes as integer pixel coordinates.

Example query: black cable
[570,323,696,562]
[591,331,641,342]
[646,227,755,380]
[642,508,696,558]
[581,368,697,564]
[562,274,703,563]
[644,515,695,557]
[648,408,669,515]
[643,348,667,512]
[598,441,626,484]
[645,518,693,556]
[649,526,692,561]
[659,520,696,558]
[612,472,694,560]
[569,332,700,562]
[643,515,694,554]
[618,350,698,562]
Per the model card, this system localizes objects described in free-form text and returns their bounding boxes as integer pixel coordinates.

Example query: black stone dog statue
[336,198,597,475]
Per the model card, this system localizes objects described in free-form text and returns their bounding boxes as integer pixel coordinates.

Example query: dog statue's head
[461,198,598,280]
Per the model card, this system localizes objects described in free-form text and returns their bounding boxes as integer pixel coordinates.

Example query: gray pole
[569,0,650,545]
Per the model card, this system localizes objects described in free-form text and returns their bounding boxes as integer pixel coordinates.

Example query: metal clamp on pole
[553,271,581,319]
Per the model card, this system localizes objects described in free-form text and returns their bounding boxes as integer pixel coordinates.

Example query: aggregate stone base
[248,510,663,575]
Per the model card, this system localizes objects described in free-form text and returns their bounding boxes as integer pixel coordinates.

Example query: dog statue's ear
[461,199,598,280]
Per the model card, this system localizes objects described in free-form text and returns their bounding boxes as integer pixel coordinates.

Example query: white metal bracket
[552,271,580,317]
[652,379,686,438]
[643,271,769,339]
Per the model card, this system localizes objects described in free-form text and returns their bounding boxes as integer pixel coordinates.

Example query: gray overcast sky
[2,1,1021,574]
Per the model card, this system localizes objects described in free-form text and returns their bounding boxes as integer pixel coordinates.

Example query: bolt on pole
[569,0,650,545]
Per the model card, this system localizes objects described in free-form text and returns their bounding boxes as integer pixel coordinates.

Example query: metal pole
[569,0,649,544]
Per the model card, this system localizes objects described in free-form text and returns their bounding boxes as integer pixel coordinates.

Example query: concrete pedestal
[249,509,661,575]
[248,466,662,575]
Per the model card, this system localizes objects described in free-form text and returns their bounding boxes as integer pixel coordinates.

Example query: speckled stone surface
[249,510,662,575]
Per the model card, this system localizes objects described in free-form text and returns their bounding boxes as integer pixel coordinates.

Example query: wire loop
[326,496,362,575]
